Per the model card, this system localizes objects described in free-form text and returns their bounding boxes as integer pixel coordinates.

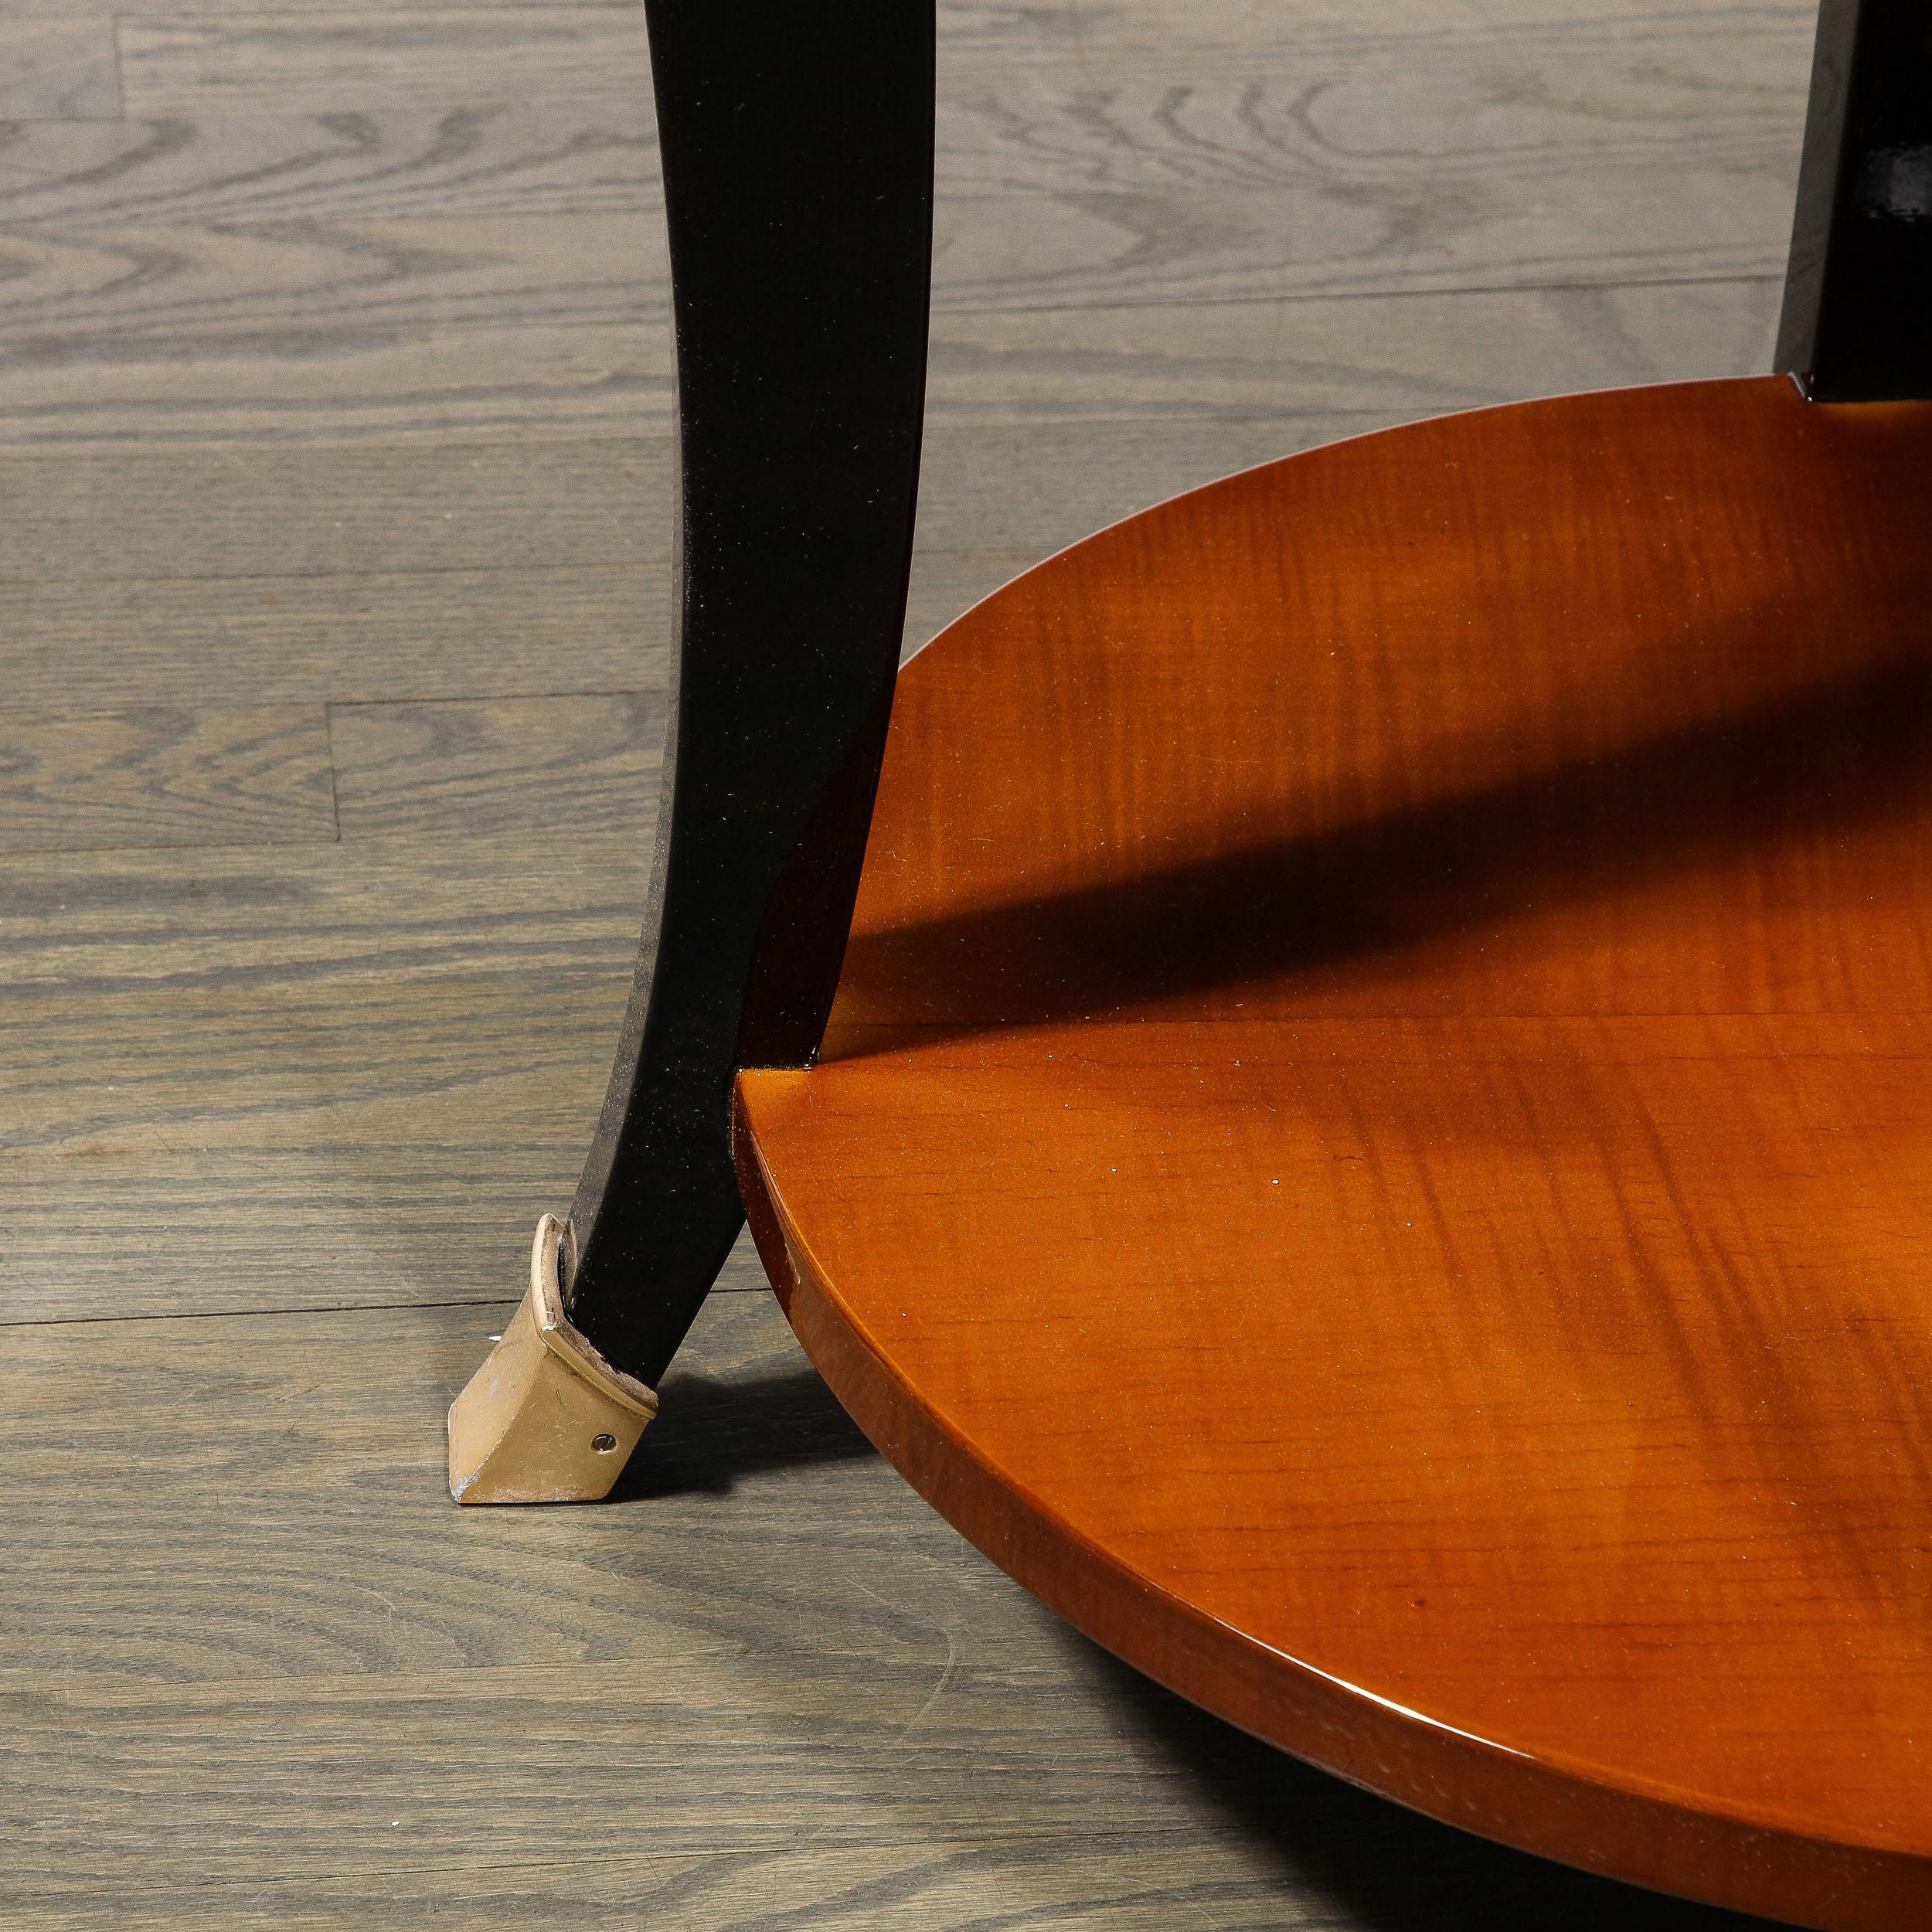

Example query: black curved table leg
[1779,0,1932,400]
[449,0,934,1502]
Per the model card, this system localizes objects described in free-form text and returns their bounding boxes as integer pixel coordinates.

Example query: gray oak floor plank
[0,216,1777,441]
[17,0,641,13]
[0,213,665,445]
[0,19,120,121]
[1,834,645,1085]
[0,1845,1403,1932]
[924,278,1783,426]
[0,1839,1772,1932]
[2,828,644,1316]
[5,565,665,712]
[0,5,1808,237]
[100,12,1808,302]
[0,549,1032,713]
[927,28,1807,311]
[0,417,1378,594]
[4,0,1766,21]
[0,702,336,854]
[0,100,658,228]
[117,10,650,115]
[940,0,1808,56]
[330,690,662,839]
[0,1294,1773,1930]
[0,436,659,581]
[0,310,660,444]
[2,1145,774,1319]
[0,359,1737,593]
[1,26,1806,444]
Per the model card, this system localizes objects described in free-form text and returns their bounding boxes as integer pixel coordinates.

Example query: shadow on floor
[1087,1645,1786,1931]
[623,1353,1787,1926]
[610,1362,876,1501]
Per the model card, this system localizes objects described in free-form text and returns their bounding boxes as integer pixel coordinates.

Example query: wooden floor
[0,2,1811,1925]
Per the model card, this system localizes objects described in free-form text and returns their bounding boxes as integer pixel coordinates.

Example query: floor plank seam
[947,267,1787,321]
[319,699,345,846]
[0,1285,774,1332]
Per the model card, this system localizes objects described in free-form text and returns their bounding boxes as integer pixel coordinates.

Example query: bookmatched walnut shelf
[735,377,1932,1931]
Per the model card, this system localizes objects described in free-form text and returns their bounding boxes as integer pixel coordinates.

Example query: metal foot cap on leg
[447,1215,658,1504]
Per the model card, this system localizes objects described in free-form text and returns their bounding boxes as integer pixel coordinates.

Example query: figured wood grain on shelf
[0,703,336,854]
[738,379,1932,1931]
[831,388,1932,1033]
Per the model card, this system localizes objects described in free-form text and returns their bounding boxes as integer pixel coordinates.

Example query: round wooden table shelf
[736,376,1932,1930]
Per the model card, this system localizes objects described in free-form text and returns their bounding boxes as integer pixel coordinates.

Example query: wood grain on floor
[0,5,1808,443]
[116,9,652,113]
[328,690,663,839]
[0,18,119,118]
[0,702,336,852]
[0,0,1801,1923]
[3,830,647,1317]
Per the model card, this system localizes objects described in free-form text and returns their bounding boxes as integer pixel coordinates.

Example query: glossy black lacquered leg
[564,0,935,1386]
[1778,0,1932,400]
[448,0,934,1500]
